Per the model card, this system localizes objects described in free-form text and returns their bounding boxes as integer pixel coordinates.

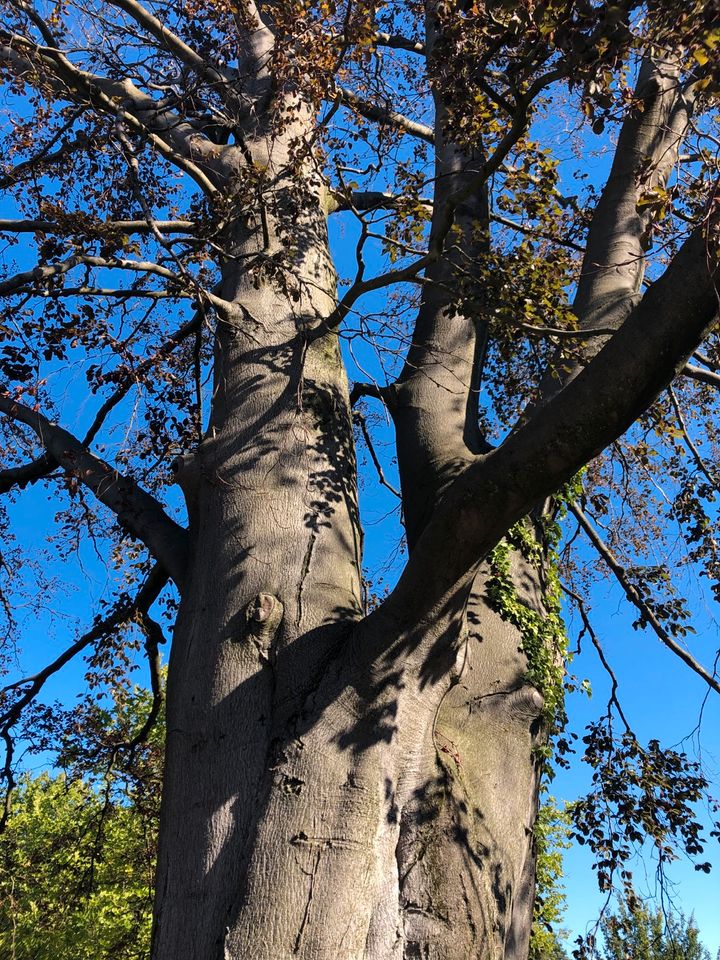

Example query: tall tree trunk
[151,40,699,960]
[150,135,547,955]
[151,135,366,954]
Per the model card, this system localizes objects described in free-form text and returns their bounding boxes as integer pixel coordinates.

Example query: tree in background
[1,1,720,958]
[600,902,711,960]
[530,799,572,960]
[0,685,162,959]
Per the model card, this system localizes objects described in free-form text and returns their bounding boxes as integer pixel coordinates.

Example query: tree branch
[374,32,425,55]
[560,582,632,732]
[519,323,617,340]
[0,218,196,235]
[0,33,220,193]
[569,502,720,696]
[0,254,234,316]
[0,452,56,493]
[0,107,87,188]
[1,307,202,494]
[105,0,234,90]
[126,608,165,751]
[541,58,695,397]
[492,212,585,252]
[84,308,204,446]
[681,362,720,389]
[0,393,188,585]
[353,410,400,499]
[5,286,203,301]
[0,562,167,830]
[336,86,435,143]
[667,384,719,489]
[375,220,719,633]
[349,381,388,406]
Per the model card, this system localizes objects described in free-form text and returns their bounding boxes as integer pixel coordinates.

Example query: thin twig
[569,501,720,697]
[560,581,631,732]
[353,410,401,499]
[667,384,719,490]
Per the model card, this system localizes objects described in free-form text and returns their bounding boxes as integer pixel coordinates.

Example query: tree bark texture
[0,5,718,959]
[150,42,715,960]
[150,95,547,956]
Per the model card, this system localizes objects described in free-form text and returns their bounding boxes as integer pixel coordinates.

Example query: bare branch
[492,212,585,252]
[0,256,76,296]
[349,381,388,406]
[0,393,188,585]
[560,582,632,732]
[519,323,616,340]
[569,502,720,697]
[0,34,220,193]
[105,0,234,89]
[324,251,431,330]
[692,350,720,371]
[84,307,203,446]
[681,362,720,389]
[328,190,433,214]
[353,410,400,499]
[374,32,425,55]
[0,452,56,493]
[337,86,435,144]
[0,254,234,316]
[667,384,719,489]
[0,107,87,188]
[6,286,202,301]
[0,218,196,235]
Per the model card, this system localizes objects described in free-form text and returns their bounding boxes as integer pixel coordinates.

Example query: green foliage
[0,772,154,959]
[487,519,568,727]
[530,797,572,960]
[0,684,163,960]
[600,902,711,960]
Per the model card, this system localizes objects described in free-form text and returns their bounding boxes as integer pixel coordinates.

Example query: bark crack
[295,516,318,633]
[290,831,364,850]
[293,849,321,955]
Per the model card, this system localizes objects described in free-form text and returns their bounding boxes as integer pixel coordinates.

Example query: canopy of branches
[0,0,719,944]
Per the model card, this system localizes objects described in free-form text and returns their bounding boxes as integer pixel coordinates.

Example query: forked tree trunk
[151,28,696,960]
[154,467,545,960]
[150,128,547,957]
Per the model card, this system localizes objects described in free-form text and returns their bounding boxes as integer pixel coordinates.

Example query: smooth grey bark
[147,33,717,960]
[152,115,367,955]
[541,57,696,397]
[390,4,490,550]
[150,92,547,955]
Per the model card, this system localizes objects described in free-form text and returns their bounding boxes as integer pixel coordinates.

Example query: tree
[600,902,711,960]
[1,2,719,958]
[0,685,162,959]
[530,799,572,960]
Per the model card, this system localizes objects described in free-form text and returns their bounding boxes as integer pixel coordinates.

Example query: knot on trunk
[244,593,284,661]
